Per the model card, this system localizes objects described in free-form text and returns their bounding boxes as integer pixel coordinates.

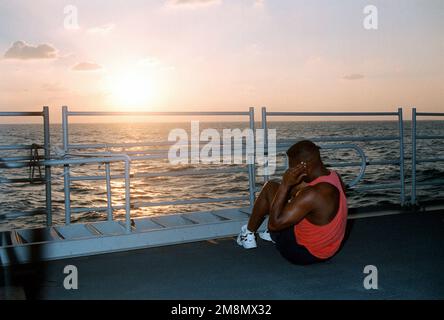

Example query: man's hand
[282,163,307,187]
[269,163,312,231]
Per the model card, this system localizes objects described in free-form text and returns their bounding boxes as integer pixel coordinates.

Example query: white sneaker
[258,229,274,243]
[236,225,257,249]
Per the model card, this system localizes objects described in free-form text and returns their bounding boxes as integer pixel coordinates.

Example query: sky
[0,0,443,122]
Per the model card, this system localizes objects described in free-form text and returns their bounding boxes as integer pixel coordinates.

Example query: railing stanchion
[43,106,52,226]
[398,107,405,206]
[247,107,256,208]
[124,158,131,233]
[62,106,72,224]
[105,162,113,221]
[411,107,417,205]
[261,106,269,182]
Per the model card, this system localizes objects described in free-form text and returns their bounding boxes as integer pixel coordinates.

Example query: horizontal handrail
[66,158,405,183]
[43,156,129,166]
[274,136,400,144]
[0,155,45,162]
[68,142,178,149]
[416,135,444,140]
[415,157,444,163]
[265,111,399,116]
[0,144,44,151]
[69,167,249,182]
[415,112,444,116]
[68,141,255,150]
[0,111,45,117]
[351,183,402,191]
[271,159,401,170]
[70,196,249,214]
[0,177,45,184]
[416,179,444,186]
[67,111,251,116]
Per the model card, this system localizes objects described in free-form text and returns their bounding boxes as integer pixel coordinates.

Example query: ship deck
[2,209,443,300]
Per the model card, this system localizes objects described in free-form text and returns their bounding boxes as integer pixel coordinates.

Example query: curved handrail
[277,143,367,188]
[318,144,366,188]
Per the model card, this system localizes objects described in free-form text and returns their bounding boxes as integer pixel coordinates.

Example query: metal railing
[261,107,406,205]
[47,155,131,231]
[1,106,443,231]
[0,107,52,225]
[411,108,444,205]
[61,106,256,225]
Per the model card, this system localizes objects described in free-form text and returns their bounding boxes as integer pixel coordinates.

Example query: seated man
[237,140,348,265]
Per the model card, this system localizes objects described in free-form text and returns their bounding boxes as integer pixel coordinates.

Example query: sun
[105,71,154,109]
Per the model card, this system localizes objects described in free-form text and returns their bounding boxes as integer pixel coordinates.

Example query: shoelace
[240,232,254,241]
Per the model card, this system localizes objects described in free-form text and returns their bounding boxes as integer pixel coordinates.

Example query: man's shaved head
[286,140,321,163]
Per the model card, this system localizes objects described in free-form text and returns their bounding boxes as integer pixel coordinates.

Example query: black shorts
[270,227,327,265]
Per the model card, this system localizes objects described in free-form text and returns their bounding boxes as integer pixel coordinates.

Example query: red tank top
[294,170,348,259]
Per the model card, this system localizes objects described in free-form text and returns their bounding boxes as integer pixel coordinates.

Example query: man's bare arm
[268,185,316,231]
[268,163,314,231]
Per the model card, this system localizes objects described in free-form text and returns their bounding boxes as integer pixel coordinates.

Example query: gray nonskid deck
[2,211,443,299]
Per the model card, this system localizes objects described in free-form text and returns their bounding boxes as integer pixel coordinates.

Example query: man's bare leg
[247,181,280,232]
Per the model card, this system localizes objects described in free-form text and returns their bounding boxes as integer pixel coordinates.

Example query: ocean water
[0,121,443,230]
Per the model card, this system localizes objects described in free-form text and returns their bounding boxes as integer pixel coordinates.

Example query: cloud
[167,0,221,7]
[72,62,103,71]
[87,23,115,35]
[342,73,365,80]
[3,41,57,60]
